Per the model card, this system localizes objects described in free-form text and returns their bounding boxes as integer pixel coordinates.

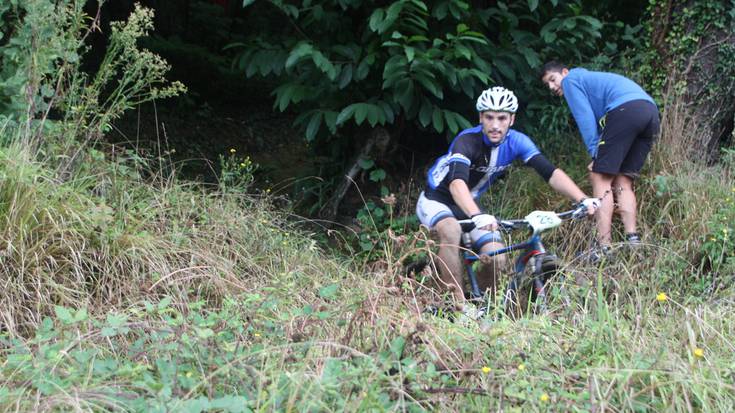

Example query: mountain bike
[458,204,589,317]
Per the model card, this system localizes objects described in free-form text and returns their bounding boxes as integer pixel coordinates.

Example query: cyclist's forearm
[448,179,482,217]
[548,169,588,203]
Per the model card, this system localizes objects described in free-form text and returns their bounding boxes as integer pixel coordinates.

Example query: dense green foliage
[232,0,616,142]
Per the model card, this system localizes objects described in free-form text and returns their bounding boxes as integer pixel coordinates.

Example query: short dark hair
[540,61,568,79]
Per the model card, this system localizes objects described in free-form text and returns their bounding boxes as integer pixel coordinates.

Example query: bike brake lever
[570,206,588,219]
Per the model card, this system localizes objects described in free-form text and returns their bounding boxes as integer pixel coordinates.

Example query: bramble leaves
[230,0,608,142]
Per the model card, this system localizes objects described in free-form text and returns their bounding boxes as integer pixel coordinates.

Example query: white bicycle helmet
[476,86,518,113]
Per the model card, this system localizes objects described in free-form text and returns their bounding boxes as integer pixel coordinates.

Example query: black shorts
[592,100,660,177]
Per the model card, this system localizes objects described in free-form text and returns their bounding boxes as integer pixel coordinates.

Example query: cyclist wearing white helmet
[416,86,599,311]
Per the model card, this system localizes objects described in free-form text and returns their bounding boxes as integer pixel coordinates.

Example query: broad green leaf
[368,9,385,32]
[432,107,444,132]
[448,1,467,19]
[373,206,385,217]
[283,4,299,18]
[101,327,117,337]
[405,46,415,62]
[459,76,475,98]
[390,336,406,358]
[454,44,472,60]
[409,0,428,12]
[54,306,74,324]
[354,103,368,125]
[419,101,432,127]
[106,313,128,328]
[305,112,322,141]
[405,15,429,31]
[355,59,370,80]
[370,169,387,182]
[378,101,395,124]
[519,47,541,68]
[196,328,215,339]
[386,2,403,20]
[179,397,210,413]
[311,50,337,80]
[366,104,382,127]
[444,110,458,133]
[579,15,603,29]
[74,308,88,322]
[285,42,314,69]
[338,64,353,89]
[332,44,358,60]
[324,111,338,134]
[415,73,443,98]
[455,113,473,130]
[158,296,172,311]
[336,104,357,125]
[528,0,538,12]
[433,2,448,20]
[210,396,249,413]
[272,84,293,111]
[358,158,375,169]
[494,59,516,82]
[319,284,339,299]
[408,35,429,43]
[396,79,415,112]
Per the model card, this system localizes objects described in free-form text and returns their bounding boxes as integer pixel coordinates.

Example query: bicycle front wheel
[503,254,550,318]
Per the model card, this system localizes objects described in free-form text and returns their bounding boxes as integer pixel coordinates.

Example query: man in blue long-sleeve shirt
[540,61,660,252]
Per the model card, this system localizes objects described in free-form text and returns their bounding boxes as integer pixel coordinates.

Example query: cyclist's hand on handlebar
[471,213,498,231]
[580,197,601,215]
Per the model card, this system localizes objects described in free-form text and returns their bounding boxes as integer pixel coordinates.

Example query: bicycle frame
[461,229,547,300]
[459,207,586,304]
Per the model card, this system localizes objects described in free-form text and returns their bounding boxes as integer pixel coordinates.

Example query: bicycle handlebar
[458,204,589,233]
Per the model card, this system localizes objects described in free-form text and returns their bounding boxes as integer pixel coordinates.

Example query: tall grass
[3,91,733,411]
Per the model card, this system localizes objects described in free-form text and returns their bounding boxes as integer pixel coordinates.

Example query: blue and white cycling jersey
[424,125,540,205]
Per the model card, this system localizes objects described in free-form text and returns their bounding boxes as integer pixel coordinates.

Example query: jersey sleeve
[511,131,541,163]
[563,78,600,157]
[444,135,474,183]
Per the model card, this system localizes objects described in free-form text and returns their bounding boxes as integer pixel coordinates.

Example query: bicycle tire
[503,253,552,318]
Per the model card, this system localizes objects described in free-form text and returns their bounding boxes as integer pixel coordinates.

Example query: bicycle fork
[504,250,549,314]
[462,232,484,300]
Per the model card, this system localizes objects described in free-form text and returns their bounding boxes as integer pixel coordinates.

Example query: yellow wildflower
[254,332,261,337]
[693,348,704,359]
[229,148,236,153]
[540,393,550,402]
[656,292,668,302]
[518,363,525,371]
[481,366,491,374]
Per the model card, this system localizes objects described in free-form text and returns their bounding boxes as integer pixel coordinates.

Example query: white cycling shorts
[416,191,502,249]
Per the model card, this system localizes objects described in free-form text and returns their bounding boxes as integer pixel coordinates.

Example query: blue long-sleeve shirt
[562,68,656,157]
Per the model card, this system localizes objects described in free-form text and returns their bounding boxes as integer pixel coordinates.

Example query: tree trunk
[321,127,391,222]
[648,0,735,162]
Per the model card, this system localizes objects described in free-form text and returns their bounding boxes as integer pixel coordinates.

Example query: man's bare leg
[590,171,616,246]
[612,174,637,235]
[476,241,507,299]
[434,218,466,309]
